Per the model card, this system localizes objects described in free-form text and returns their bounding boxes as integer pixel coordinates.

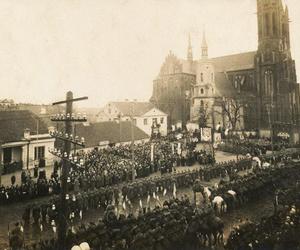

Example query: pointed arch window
[200,73,204,82]
[272,12,277,36]
[264,70,273,96]
[265,13,270,36]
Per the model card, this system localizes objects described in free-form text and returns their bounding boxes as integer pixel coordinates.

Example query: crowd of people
[15,151,300,250]
[19,157,252,230]
[0,138,216,206]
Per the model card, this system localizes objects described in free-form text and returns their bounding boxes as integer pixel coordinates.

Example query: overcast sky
[0,0,299,107]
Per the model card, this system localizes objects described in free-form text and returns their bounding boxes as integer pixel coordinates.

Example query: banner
[214,133,222,143]
[201,128,212,142]
[150,143,154,162]
[177,142,181,155]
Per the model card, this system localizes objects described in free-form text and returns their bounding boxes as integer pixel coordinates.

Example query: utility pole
[0,142,2,185]
[131,101,135,181]
[50,91,87,250]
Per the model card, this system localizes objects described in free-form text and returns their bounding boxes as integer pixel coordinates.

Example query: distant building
[0,99,17,109]
[96,101,168,136]
[151,0,300,142]
[74,121,149,150]
[0,110,55,171]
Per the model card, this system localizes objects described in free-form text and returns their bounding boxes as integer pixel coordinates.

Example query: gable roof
[75,121,149,147]
[110,102,154,117]
[0,110,49,143]
[142,107,168,117]
[210,51,256,72]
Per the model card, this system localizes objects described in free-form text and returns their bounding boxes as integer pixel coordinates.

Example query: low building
[74,121,149,150]
[96,101,168,136]
[0,110,55,172]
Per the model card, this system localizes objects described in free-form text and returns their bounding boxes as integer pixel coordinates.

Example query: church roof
[111,102,154,117]
[210,51,256,72]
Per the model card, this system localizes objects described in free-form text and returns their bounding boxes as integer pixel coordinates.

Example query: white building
[96,101,168,136]
[0,110,55,171]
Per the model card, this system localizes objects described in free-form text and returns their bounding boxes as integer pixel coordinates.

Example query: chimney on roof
[24,128,31,140]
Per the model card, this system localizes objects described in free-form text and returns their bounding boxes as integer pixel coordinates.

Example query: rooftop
[0,110,49,143]
[75,121,149,147]
[110,101,155,117]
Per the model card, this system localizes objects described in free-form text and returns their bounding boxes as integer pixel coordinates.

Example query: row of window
[143,117,164,125]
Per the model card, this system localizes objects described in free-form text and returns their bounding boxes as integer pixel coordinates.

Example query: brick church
[150,0,300,141]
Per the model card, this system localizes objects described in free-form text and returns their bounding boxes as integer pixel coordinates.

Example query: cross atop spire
[187,33,193,61]
[201,29,208,59]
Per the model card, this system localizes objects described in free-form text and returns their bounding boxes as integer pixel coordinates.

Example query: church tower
[256,0,299,130]
[187,33,193,61]
[201,30,208,59]
[257,0,290,53]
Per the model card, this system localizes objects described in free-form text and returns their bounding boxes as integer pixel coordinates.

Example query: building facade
[96,101,168,136]
[0,110,55,172]
[150,0,300,141]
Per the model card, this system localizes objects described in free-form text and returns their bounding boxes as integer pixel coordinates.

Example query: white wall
[22,138,55,169]
[137,108,168,136]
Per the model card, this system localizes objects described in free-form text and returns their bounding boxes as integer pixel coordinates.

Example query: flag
[163,188,167,196]
[173,183,177,198]
[139,199,143,209]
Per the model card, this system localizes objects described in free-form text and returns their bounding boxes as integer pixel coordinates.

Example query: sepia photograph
[0,0,300,249]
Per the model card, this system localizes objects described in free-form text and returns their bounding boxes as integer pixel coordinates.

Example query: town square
[0,0,300,249]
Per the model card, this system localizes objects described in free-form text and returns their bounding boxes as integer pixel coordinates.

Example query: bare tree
[219,97,244,131]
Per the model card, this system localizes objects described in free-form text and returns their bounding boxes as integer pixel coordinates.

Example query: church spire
[201,30,208,59]
[187,33,193,61]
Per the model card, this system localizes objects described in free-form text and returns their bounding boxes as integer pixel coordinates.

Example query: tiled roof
[210,51,256,72]
[0,110,49,143]
[75,121,149,148]
[111,102,154,117]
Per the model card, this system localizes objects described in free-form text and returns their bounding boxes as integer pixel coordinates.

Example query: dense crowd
[16,153,300,250]
[19,157,252,229]
[0,138,216,206]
